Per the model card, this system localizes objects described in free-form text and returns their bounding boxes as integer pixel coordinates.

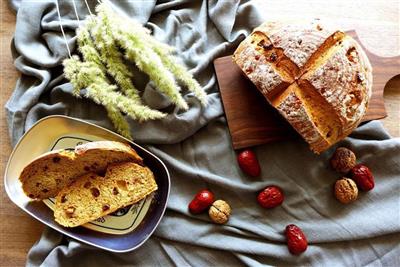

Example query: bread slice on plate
[54,162,158,227]
[20,141,143,200]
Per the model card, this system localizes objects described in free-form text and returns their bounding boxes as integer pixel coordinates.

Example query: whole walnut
[334,178,358,204]
[209,200,231,224]
[330,147,356,173]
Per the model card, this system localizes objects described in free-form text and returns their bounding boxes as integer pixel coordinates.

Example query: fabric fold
[5,0,400,266]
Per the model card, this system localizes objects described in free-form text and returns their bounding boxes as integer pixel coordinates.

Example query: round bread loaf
[233,21,372,153]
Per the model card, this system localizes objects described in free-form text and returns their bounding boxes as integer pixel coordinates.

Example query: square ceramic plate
[4,115,170,252]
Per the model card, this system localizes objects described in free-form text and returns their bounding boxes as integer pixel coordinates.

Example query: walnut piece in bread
[233,21,372,153]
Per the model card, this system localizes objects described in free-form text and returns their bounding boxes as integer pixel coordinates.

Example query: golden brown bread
[20,141,143,200]
[233,21,373,153]
[54,162,158,227]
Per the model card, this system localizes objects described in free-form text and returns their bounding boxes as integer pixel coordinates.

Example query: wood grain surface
[215,31,400,149]
[0,2,44,267]
[1,0,399,266]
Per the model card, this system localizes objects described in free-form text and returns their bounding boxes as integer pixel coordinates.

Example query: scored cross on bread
[233,21,373,153]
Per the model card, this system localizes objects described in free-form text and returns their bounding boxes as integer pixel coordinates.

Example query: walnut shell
[209,200,231,224]
[330,147,356,173]
[334,177,358,204]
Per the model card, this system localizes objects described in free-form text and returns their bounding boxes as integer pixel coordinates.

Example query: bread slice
[20,141,143,200]
[54,162,158,227]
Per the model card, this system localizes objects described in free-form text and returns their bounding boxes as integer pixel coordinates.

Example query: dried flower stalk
[63,1,207,138]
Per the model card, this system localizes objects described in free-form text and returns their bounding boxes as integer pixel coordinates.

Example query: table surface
[1,0,399,266]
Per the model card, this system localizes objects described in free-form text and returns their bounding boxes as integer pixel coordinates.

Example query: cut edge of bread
[54,162,158,227]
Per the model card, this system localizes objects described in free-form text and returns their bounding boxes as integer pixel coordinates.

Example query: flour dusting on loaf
[233,20,372,153]
[256,21,337,69]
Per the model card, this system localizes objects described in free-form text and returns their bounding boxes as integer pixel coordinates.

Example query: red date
[350,164,375,191]
[257,186,284,209]
[237,149,261,177]
[285,224,308,255]
[188,189,215,214]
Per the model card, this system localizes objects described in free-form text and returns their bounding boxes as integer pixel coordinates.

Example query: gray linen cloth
[6,0,400,266]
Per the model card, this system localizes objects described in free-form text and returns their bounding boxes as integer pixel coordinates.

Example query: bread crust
[75,141,142,164]
[232,21,373,153]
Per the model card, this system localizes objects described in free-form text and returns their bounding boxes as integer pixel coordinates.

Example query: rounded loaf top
[233,20,372,153]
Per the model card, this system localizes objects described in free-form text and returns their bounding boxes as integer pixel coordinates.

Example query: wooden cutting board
[214,30,400,150]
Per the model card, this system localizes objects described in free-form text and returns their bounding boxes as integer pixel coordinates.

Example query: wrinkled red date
[257,186,284,209]
[350,164,375,191]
